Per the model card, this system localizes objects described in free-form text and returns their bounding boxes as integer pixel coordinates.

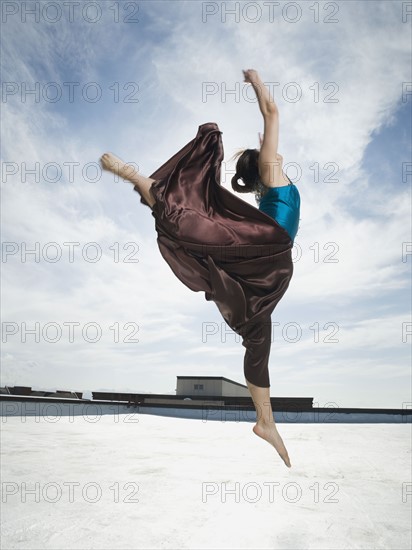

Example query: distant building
[1,386,82,399]
[176,376,250,398]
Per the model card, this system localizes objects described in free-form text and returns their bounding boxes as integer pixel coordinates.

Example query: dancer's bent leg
[99,152,156,208]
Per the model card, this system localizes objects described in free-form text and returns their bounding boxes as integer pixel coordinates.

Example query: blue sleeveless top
[255,176,300,242]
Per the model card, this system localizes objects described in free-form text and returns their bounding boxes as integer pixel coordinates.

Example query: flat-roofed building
[176,376,250,398]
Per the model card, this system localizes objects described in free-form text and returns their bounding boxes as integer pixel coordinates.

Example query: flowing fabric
[133,122,294,388]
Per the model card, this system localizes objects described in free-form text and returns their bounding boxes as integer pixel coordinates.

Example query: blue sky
[1,0,411,408]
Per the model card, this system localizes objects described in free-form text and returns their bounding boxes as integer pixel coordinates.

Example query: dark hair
[231,148,261,194]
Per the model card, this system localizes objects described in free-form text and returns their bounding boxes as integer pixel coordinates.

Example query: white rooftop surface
[1,414,411,549]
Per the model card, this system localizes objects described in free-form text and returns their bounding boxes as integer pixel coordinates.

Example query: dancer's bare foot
[99,152,156,207]
[99,152,135,179]
[253,422,291,468]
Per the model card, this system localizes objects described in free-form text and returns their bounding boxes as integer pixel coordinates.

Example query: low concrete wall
[0,397,410,423]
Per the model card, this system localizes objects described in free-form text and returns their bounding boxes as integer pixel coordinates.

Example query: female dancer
[100,69,300,468]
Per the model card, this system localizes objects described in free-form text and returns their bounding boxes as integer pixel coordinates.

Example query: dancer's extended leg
[246,379,291,468]
[242,319,291,468]
[99,152,156,208]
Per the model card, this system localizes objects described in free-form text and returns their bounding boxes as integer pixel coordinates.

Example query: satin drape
[133,122,294,388]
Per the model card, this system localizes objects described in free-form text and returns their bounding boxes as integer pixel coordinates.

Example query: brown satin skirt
[133,122,294,388]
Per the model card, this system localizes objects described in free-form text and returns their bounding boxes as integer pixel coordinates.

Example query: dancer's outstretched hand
[243,69,259,83]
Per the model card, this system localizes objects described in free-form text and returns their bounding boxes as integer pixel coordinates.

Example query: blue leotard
[255,176,300,242]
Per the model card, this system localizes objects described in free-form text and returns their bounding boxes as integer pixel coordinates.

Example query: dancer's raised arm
[243,69,282,187]
[242,69,278,115]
